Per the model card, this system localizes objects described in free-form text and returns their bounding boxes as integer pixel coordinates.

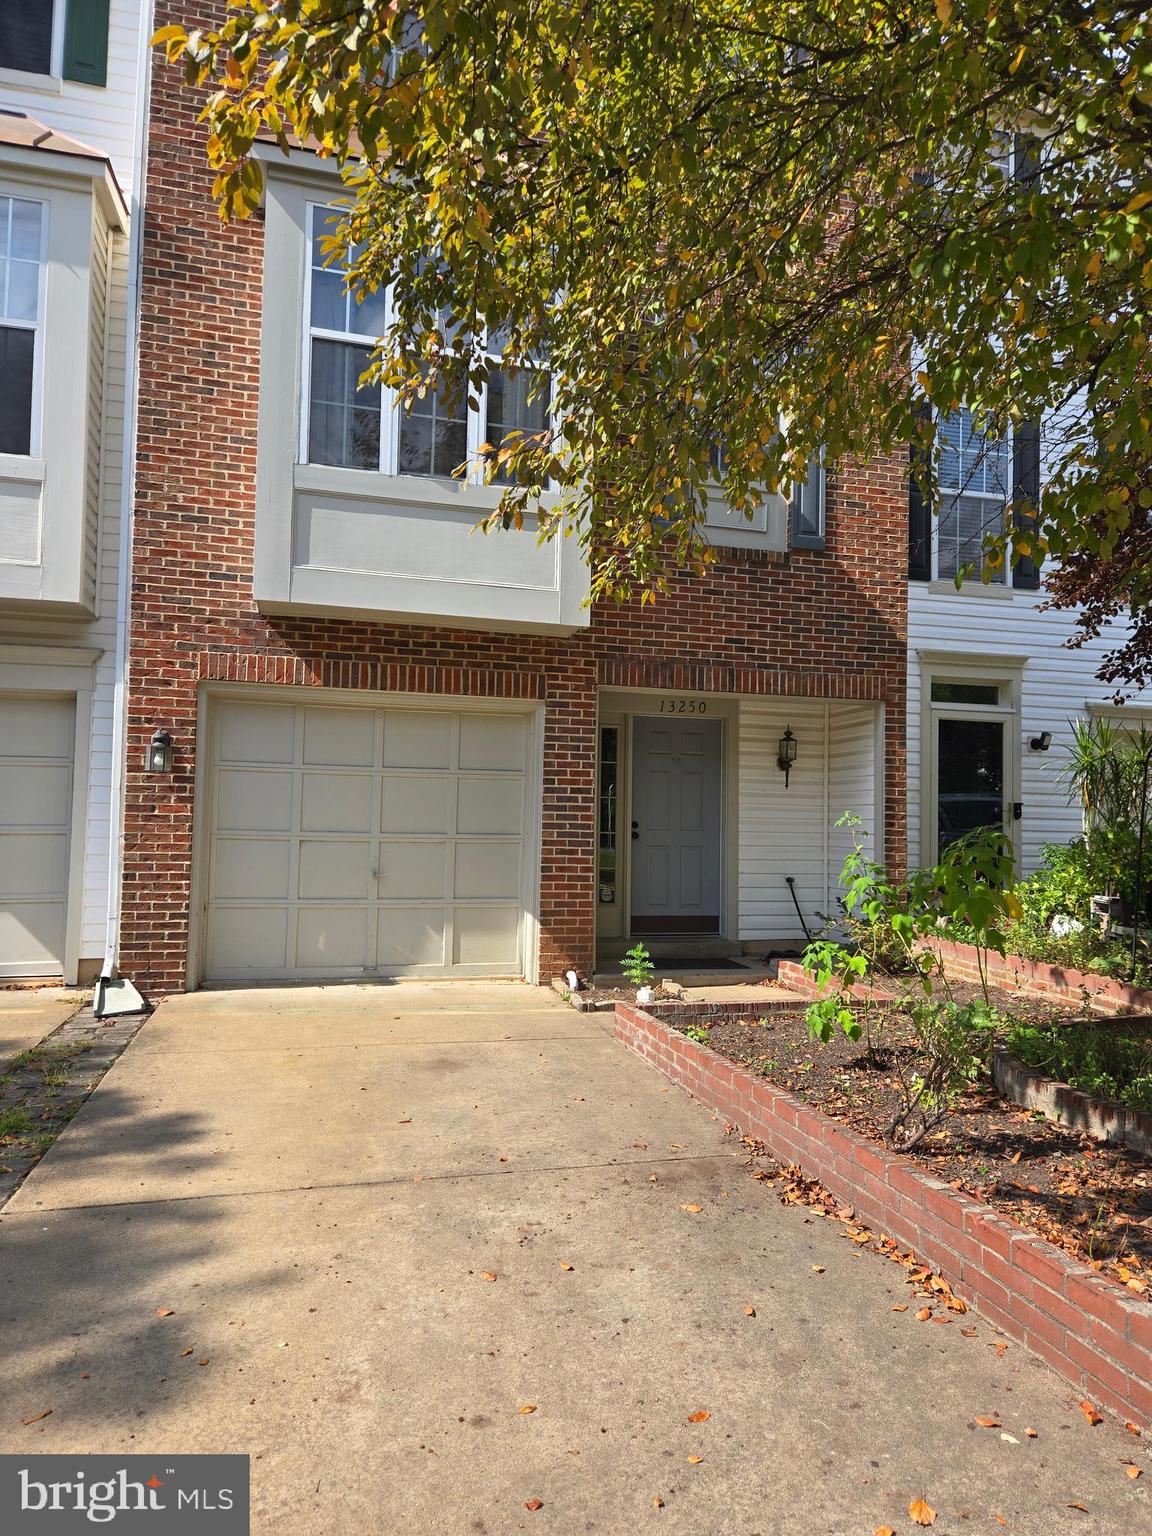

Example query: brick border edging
[614,1002,1152,1430]
[992,1047,1152,1158]
[923,937,1152,1016]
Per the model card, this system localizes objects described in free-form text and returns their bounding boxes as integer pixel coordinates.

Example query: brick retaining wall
[615,1001,1152,1431]
[922,938,1152,1016]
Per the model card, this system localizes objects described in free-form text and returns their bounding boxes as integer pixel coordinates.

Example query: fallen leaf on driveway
[891,1304,908,1313]
[79,1373,90,1380]
[1000,1432,1019,1444]
[519,1405,537,1415]
[908,1497,936,1526]
[21,1411,51,1426]
[687,1455,703,1464]
[197,1359,210,1367]
[1079,1400,1103,1426]
[744,1306,756,1317]
[916,1307,932,1322]
[560,1262,574,1271]
[1125,1422,1142,1436]
[1125,1465,1142,1479]
[670,1143,687,1150]
[811,1265,825,1273]
[480,1272,498,1282]
[652,1496,664,1508]
[875,1527,895,1536]
[687,1411,710,1423]
[680,1205,704,1214]
[631,1142,648,1149]
[1068,1502,1089,1512]
[1025,1427,1038,1438]
[180,1348,193,1358]
[155,1308,175,1318]
[524,1498,543,1512]
[973,1417,1001,1428]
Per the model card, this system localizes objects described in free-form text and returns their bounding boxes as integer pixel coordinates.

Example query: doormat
[651,957,751,971]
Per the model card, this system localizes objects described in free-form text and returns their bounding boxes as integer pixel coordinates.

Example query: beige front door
[0,695,75,978]
[203,698,532,981]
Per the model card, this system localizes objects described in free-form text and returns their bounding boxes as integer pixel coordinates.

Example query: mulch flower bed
[669,979,1152,1299]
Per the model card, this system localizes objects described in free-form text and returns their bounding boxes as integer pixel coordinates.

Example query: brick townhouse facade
[120,8,909,995]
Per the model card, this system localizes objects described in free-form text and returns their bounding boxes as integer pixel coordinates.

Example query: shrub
[1005,1019,1152,1113]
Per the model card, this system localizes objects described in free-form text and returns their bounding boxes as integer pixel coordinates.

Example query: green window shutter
[62,0,110,87]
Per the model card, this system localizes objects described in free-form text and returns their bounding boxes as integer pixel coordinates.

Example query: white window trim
[0,0,66,87]
[932,408,1012,585]
[300,201,554,487]
[0,191,49,463]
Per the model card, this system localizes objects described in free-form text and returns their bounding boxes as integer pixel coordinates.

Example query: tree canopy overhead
[161,0,1152,670]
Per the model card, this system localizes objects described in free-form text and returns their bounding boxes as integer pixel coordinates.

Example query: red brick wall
[123,5,909,993]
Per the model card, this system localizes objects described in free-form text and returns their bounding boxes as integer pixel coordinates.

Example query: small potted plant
[622,942,657,1004]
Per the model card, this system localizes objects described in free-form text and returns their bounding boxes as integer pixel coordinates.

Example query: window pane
[4,260,39,323]
[937,718,1004,854]
[791,455,824,543]
[307,339,380,469]
[0,326,34,454]
[0,0,54,74]
[598,726,619,904]
[485,367,550,482]
[0,198,43,325]
[931,681,1001,706]
[310,268,347,333]
[9,199,42,261]
[937,493,1006,583]
[309,210,387,338]
[398,367,468,478]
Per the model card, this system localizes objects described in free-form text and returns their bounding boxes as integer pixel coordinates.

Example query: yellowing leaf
[687,1454,704,1464]
[934,0,952,25]
[1086,251,1104,281]
[155,1308,175,1318]
[1079,1400,1103,1426]
[560,1262,574,1271]
[480,1271,498,1282]
[1124,1464,1142,1479]
[876,1528,896,1536]
[519,1404,538,1415]
[744,1305,756,1316]
[916,1307,932,1321]
[1124,191,1152,216]
[974,1416,1001,1428]
[680,1204,704,1214]
[909,1497,937,1526]
[525,1498,543,1512]
[687,1410,710,1423]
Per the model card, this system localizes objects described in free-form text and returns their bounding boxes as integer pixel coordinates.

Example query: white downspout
[822,700,831,916]
[100,2,155,982]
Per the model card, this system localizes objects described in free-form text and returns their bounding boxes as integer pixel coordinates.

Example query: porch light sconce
[777,725,798,788]
[146,728,174,774]
[1029,730,1052,753]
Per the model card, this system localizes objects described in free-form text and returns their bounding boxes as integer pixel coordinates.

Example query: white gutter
[100,1,155,981]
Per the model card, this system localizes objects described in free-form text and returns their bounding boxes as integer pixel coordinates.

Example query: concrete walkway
[0,988,85,1069]
[0,983,1146,1534]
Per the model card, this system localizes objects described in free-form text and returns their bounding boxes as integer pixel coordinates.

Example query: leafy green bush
[1005,1019,1152,1112]
[803,815,1016,1151]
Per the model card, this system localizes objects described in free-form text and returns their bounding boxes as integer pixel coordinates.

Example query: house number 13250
[659,698,707,714]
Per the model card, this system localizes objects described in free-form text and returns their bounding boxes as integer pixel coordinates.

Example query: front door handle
[631,819,640,841]
[1012,803,1023,821]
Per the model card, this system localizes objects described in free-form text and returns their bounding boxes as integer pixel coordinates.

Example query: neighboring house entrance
[0,695,74,978]
[199,696,536,983]
[630,715,722,935]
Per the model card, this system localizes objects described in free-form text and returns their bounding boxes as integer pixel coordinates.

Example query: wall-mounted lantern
[1029,730,1052,753]
[146,728,174,774]
[777,725,798,788]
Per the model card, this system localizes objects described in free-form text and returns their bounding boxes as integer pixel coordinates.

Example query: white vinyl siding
[908,584,1148,874]
[738,698,881,943]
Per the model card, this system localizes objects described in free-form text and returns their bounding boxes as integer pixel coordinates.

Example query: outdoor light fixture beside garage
[777,725,798,787]
[146,728,173,774]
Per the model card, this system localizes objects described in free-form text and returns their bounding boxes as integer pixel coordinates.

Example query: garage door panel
[377,907,446,968]
[208,907,289,972]
[0,697,72,757]
[455,841,520,900]
[296,907,370,969]
[0,832,67,897]
[0,903,65,972]
[213,838,291,900]
[218,700,294,764]
[0,764,72,827]
[459,713,526,771]
[378,840,447,901]
[216,769,293,833]
[382,711,452,769]
[298,840,372,899]
[301,772,373,833]
[457,777,523,836]
[303,707,374,767]
[381,776,451,835]
[454,905,519,966]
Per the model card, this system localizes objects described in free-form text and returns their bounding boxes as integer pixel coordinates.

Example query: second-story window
[303,205,551,484]
[0,1,55,76]
[0,195,45,457]
[935,409,1011,583]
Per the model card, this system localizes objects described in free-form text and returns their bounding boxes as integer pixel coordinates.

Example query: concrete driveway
[0,983,1146,1534]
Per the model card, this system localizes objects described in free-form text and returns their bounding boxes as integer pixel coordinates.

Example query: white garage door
[203,699,534,981]
[0,695,74,978]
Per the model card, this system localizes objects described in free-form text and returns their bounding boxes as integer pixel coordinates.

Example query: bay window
[0,195,45,458]
[302,205,551,485]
